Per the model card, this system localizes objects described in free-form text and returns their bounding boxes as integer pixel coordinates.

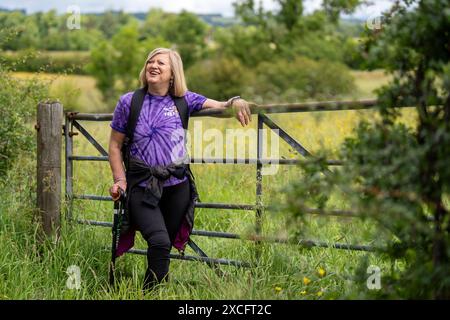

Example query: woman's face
[145,53,172,87]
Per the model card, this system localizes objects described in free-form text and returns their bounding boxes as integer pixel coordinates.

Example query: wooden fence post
[36,101,63,238]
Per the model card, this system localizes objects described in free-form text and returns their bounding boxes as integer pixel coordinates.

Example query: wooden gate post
[36,101,63,238]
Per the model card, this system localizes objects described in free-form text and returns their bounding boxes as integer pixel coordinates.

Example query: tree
[0,11,27,50]
[186,56,251,101]
[229,0,368,68]
[87,22,171,105]
[140,10,208,69]
[111,22,142,91]
[322,0,365,22]
[284,0,450,299]
[86,40,119,100]
[213,24,276,66]
[233,0,269,26]
[97,10,133,39]
[276,0,303,31]
[251,56,355,103]
[0,47,47,176]
[139,9,171,39]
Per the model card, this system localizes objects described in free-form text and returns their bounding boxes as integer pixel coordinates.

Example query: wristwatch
[227,96,241,107]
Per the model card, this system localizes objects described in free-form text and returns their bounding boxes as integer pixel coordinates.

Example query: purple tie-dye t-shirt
[111,91,206,187]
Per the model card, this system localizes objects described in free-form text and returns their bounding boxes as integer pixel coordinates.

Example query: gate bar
[77,219,373,252]
[72,120,108,156]
[69,155,343,166]
[128,248,252,268]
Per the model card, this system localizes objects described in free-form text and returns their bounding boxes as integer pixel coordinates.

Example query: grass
[350,69,392,98]
[10,72,105,112]
[0,69,413,299]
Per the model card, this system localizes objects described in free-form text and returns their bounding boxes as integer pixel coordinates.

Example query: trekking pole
[109,189,125,287]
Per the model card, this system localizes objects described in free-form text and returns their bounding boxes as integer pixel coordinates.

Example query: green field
[0,70,415,299]
[11,72,106,112]
[11,69,392,113]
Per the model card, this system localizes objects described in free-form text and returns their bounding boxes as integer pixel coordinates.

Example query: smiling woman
[108,47,252,292]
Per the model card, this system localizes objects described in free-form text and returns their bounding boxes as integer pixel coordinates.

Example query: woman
[108,47,251,291]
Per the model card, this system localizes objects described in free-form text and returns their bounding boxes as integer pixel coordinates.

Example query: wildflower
[300,290,307,295]
[275,286,282,293]
[317,291,323,297]
[317,267,326,278]
[303,277,311,285]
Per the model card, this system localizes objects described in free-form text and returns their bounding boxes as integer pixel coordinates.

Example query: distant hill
[196,14,239,27]
[62,10,238,27]
[0,7,363,29]
[0,8,26,14]
[131,12,238,27]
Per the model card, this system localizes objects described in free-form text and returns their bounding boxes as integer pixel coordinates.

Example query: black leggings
[128,179,190,290]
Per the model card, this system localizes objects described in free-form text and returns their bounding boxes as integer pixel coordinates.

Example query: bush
[86,22,172,106]
[283,0,450,299]
[186,56,253,101]
[186,55,355,104]
[280,32,346,63]
[250,56,356,103]
[213,25,277,67]
[0,50,90,74]
[0,65,47,177]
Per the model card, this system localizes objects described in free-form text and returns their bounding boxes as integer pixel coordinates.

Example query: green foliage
[110,22,143,92]
[0,10,105,51]
[213,25,277,67]
[96,10,135,39]
[280,31,346,63]
[0,64,47,178]
[230,0,367,69]
[186,56,251,101]
[0,11,36,50]
[232,0,269,26]
[283,0,450,299]
[140,10,209,69]
[322,0,365,22]
[341,38,367,69]
[1,3,369,105]
[139,9,169,39]
[250,57,356,103]
[276,0,304,30]
[86,22,171,103]
[44,27,104,51]
[159,11,209,69]
[48,78,83,111]
[0,49,90,74]
[186,52,355,103]
[85,41,118,100]
[86,11,207,101]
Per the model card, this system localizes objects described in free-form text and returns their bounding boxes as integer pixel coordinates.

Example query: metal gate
[64,99,378,268]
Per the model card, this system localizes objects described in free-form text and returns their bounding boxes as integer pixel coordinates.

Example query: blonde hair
[139,48,188,97]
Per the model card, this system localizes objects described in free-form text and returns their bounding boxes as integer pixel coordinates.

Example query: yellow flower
[300,290,307,295]
[317,291,323,297]
[275,286,282,293]
[303,277,311,285]
[317,267,326,278]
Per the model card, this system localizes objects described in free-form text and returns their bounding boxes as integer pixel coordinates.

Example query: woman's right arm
[108,128,127,200]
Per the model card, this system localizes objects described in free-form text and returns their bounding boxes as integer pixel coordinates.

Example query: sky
[0,0,394,19]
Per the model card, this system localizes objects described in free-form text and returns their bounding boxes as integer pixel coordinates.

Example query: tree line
[0,1,378,106]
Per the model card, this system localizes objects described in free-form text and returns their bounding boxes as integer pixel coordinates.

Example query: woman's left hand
[232,98,252,127]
